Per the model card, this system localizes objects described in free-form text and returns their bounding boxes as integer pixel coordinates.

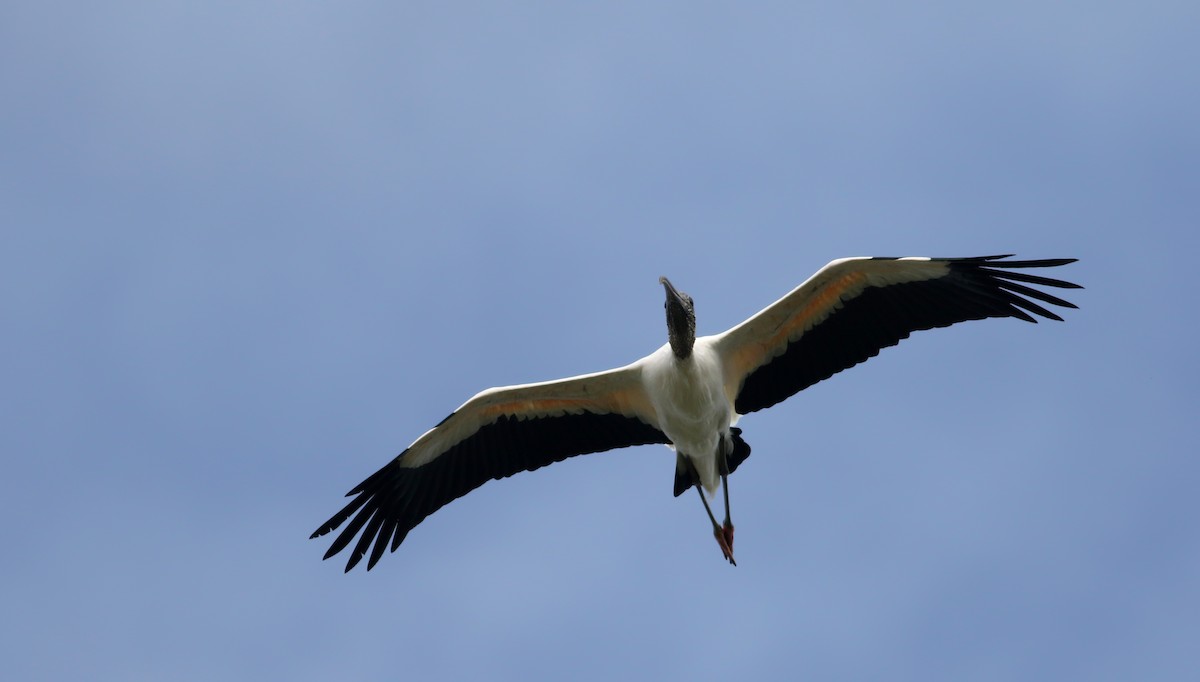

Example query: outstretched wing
[713,255,1081,414]
[311,363,668,572]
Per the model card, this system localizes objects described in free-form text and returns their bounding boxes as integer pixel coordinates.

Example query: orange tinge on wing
[729,271,867,380]
[480,385,649,422]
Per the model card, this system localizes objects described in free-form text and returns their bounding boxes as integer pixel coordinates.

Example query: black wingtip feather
[735,255,1079,414]
[312,412,669,572]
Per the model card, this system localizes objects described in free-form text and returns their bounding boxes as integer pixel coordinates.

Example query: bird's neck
[669,334,694,361]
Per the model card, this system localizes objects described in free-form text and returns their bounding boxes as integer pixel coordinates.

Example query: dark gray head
[659,276,696,360]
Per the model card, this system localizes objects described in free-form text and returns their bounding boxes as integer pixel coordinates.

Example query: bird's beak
[660,276,684,304]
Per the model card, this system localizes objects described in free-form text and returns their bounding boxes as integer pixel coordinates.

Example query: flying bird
[311,255,1080,571]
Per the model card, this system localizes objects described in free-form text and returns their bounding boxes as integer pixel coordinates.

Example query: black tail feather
[672,427,752,497]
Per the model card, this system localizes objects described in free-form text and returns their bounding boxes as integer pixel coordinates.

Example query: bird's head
[659,276,696,360]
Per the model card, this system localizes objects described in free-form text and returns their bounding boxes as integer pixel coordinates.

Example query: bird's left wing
[310,362,667,572]
[713,255,1081,415]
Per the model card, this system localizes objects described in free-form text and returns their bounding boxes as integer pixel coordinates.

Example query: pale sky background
[3,2,1198,680]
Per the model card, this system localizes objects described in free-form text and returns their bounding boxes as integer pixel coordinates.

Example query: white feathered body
[640,339,736,494]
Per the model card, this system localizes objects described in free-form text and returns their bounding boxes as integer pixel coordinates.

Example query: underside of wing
[310,365,668,572]
[716,255,1081,415]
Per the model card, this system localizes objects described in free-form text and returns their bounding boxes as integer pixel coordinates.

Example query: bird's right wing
[712,255,1081,415]
[310,362,668,572]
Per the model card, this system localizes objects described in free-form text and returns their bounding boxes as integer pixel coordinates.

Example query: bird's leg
[693,485,736,566]
[719,445,734,558]
[690,459,736,566]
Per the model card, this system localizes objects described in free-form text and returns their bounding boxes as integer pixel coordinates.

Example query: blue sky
[2,2,1197,680]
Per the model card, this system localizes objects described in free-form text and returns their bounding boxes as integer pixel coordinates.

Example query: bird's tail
[672,427,752,497]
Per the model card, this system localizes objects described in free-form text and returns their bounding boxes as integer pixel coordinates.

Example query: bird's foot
[713,523,736,566]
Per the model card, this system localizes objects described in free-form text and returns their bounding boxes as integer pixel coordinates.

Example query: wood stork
[311,255,1080,571]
